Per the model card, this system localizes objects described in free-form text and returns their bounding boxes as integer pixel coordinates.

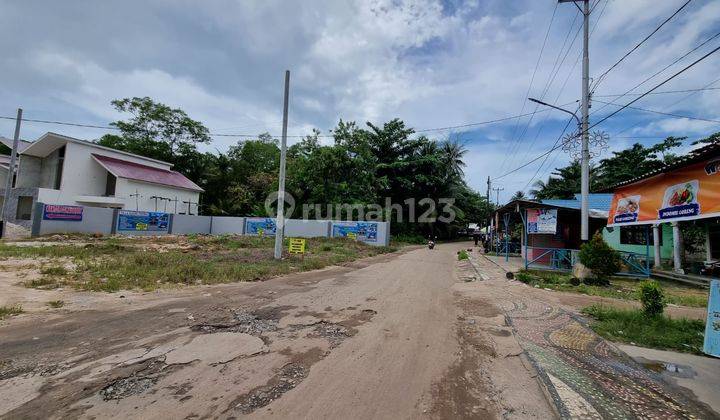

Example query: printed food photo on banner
[613,195,641,224]
[660,180,700,219]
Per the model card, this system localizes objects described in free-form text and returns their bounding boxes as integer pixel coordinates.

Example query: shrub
[639,280,666,317]
[570,277,581,286]
[578,233,621,285]
[457,250,469,260]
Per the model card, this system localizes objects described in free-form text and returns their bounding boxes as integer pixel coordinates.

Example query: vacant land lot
[0,235,396,294]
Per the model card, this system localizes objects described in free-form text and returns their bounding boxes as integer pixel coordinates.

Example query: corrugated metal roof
[92,154,204,192]
[539,193,613,211]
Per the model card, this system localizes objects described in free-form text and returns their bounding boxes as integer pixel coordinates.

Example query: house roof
[0,137,33,153]
[21,132,172,166]
[494,194,612,219]
[92,154,204,192]
[604,143,720,190]
[540,193,613,212]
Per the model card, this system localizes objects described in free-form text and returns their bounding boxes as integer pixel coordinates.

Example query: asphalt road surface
[1,242,557,419]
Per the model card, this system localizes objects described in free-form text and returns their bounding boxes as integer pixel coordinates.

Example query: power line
[522,115,576,192]
[515,0,606,180]
[589,43,720,131]
[498,3,561,174]
[594,86,720,98]
[611,76,720,136]
[593,99,720,124]
[0,101,580,140]
[592,0,693,90]
[495,45,720,182]
[590,29,720,117]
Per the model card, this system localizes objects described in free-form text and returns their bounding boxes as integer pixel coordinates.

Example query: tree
[530,160,582,199]
[97,97,212,186]
[511,191,526,200]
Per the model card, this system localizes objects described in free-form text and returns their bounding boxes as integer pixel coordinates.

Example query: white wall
[115,179,200,214]
[211,216,245,234]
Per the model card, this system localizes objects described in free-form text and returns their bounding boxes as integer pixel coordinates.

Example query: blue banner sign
[43,204,83,221]
[704,280,720,357]
[245,218,276,236]
[117,210,169,232]
[332,221,378,243]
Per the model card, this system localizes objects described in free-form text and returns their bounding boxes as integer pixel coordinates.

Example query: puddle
[640,360,695,378]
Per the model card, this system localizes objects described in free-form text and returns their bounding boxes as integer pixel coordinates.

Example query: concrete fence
[30,202,391,246]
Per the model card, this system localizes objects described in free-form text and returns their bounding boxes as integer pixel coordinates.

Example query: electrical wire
[592,0,693,90]
[594,86,720,98]
[495,45,720,181]
[593,99,720,124]
[497,3,561,174]
[590,29,720,117]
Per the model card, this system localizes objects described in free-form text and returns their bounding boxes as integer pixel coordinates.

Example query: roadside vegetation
[0,235,398,292]
[0,305,23,320]
[514,269,708,308]
[457,250,469,260]
[581,305,705,354]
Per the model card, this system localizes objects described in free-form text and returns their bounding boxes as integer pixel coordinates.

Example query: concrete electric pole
[1,108,22,229]
[559,0,591,241]
[273,70,290,260]
[492,187,504,207]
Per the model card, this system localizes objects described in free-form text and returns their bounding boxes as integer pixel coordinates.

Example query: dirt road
[0,243,553,419]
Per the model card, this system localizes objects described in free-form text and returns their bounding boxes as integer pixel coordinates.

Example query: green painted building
[602,224,674,262]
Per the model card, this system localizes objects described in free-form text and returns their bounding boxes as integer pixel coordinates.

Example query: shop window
[15,196,33,220]
[620,225,659,246]
[105,172,116,196]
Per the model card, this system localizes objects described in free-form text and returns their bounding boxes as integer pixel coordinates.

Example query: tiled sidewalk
[473,255,717,419]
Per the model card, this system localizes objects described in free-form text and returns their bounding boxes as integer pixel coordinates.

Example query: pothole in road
[99,359,171,401]
[309,321,352,348]
[191,309,279,336]
[232,362,308,414]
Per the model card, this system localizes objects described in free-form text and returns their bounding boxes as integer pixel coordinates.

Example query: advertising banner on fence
[608,158,720,226]
[331,221,378,242]
[526,209,557,234]
[245,217,277,236]
[43,205,83,221]
[117,210,170,231]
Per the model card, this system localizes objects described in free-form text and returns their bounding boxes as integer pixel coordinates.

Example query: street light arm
[528,97,581,126]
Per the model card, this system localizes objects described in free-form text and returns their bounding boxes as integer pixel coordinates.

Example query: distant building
[0,132,203,227]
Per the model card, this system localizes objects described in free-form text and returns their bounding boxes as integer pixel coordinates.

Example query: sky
[1,0,719,203]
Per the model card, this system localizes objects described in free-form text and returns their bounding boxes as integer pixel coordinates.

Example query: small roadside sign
[347,232,357,240]
[288,238,306,255]
[704,279,720,357]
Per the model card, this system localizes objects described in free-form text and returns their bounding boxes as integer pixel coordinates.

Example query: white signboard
[527,209,558,234]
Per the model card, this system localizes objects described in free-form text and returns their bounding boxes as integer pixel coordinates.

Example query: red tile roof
[92,154,203,192]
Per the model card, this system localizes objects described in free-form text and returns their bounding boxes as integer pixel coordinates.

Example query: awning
[92,154,204,192]
[608,155,720,226]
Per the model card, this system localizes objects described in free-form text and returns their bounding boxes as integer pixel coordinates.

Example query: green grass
[582,304,705,354]
[458,250,469,260]
[6,236,398,292]
[0,305,23,319]
[515,269,708,308]
[40,265,68,276]
[47,300,64,308]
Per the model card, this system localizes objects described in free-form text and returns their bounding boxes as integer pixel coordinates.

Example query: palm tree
[529,179,547,199]
[511,190,526,201]
[441,140,467,178]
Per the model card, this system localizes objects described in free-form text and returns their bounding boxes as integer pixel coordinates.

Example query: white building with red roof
[0,132,203,226]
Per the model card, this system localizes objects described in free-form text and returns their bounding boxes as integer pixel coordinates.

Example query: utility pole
[1,108,22,230]
[492,187,504,207]
[274,70,290,260]
[560,0,590,241]
[129,189,141,211]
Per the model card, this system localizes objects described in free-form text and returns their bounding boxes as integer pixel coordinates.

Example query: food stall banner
[526,209,558,234]
[608,158,720,226]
